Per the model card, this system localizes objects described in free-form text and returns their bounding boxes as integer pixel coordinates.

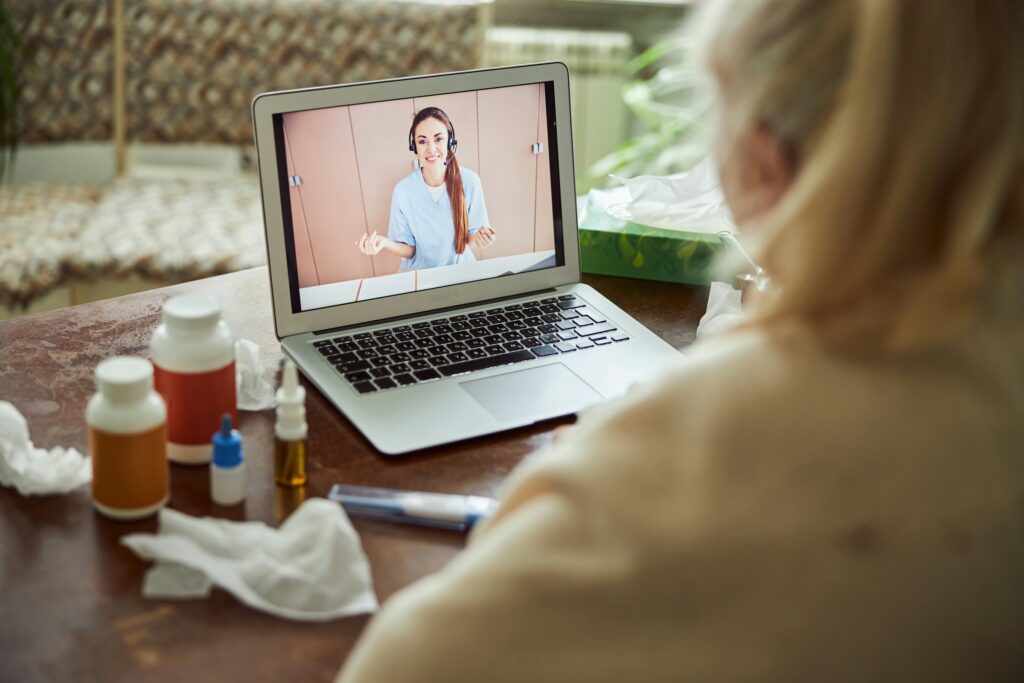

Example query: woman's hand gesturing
[356,231,387,256]
[469,227,497,249]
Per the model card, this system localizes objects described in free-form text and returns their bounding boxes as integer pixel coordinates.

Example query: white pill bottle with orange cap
[150,295,237,465]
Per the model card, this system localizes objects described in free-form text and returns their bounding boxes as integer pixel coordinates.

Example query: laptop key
[531,345,558,358]
[576,339,595,350]
[410,359,431,371]
[414,368,441,382]
[466,338,486,349]
[337,341,359,352]
[577,307,607,323]
[521,337,542,348]
[484,345,505,355]
[345,371,372,383]
[502,341,524,351]
[389,352,411,363]
[339,360,371,373]
[557,330,578,341]
[412,322,431,329]
[377,344,397,356]
[555,342,577,353]
[541,313,561,323]
[575,322,616,337]
[356,348,378,360]
[353,381,377,394]
[430,356,451,367]
[558,299,586,310]
[370,367,391,379]
[393,373,417,386]
[556,320,576,330]
[374,377,397,390]
[439,349,535,377]
[557,294,576,301]
[389,362,411,374]
[467,348,487,359]
[611,332,630,342]
[354,332,372,339]
[559,309,578,320]
[317,345,338,357]
[537,324,558,334]
[371,357,390,368]
[468,311,487,318]
[540,333,560,344]
[410,349,430,359]
[448,351,469,362]
[428,346,448,357]
[313,339,335,348]
[592,337,613,346]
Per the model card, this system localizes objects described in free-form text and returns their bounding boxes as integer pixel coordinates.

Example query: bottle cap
[163,295,221,334]
[275,360,307,441]
[95,357,153,403]
[211,413,243,468]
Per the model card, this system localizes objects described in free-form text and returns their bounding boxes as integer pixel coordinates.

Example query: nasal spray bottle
[210,414,245,505]
[275,360,308,487]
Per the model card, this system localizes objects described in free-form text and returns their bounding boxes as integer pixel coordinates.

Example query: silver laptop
[252,62,680,454]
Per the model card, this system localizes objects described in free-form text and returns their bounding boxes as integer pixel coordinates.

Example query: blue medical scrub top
[387,166,491,271]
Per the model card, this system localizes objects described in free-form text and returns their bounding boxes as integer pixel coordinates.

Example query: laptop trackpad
[459,363,601,423]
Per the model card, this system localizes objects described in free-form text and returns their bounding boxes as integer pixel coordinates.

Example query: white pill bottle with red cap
[150,295,237,465]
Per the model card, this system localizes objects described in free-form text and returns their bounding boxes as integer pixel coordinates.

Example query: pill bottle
[87,356,169,520]
[151,295,237,465]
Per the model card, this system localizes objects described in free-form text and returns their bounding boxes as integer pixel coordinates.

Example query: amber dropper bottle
[274,360,307,487]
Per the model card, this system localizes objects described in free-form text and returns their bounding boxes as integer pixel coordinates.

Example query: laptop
[252,62,680,454]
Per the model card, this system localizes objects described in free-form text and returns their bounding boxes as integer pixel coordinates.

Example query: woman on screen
[355,107,497,270]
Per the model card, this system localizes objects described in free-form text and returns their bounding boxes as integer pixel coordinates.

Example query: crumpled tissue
[0,400,91,495]
[235,338,278,411]
[121,498,378,621]
[696,281,746,341]
[606,157,736,235]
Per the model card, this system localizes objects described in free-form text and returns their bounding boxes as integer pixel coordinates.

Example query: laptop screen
[271,81,566,314]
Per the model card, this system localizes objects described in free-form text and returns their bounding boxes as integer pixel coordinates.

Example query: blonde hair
[696,0,1024,350]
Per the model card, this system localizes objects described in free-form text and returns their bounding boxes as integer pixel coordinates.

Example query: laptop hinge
[312,287,558,336]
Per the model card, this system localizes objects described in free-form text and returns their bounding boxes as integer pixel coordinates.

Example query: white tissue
[121,498,379,621]
[0,401,91,496]
[606,157,736,234]
[696,281,746,341]
[235,338,278,411]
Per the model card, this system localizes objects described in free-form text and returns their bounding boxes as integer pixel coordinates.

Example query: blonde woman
[339,1,1024,681]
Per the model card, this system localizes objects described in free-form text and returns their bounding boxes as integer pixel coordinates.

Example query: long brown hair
[409,107,470,254]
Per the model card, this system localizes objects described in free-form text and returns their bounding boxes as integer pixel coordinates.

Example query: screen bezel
[252,62,580,339]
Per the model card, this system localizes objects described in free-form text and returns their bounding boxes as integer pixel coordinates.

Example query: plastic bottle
[150,295,237,465]
[87,356,169,520]
[210,413,245,506]
[274,360,308,487]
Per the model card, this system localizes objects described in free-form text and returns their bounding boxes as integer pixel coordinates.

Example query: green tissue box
[577,193,726,286]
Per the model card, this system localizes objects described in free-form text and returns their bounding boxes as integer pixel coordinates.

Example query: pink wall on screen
[478,84,542,259]
[283,107,374,285]
[349,99,417,277]
[282,131,319,287]
[534,85,555,252]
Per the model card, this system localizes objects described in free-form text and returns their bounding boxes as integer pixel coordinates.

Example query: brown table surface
[0,267,707,682]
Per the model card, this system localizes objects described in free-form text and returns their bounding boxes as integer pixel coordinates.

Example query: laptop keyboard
[311,294,630,394]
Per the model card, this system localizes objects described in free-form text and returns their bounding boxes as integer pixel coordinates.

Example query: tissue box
[577,193,726,286]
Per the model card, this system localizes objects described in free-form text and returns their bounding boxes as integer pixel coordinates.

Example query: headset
[408,108,458,162]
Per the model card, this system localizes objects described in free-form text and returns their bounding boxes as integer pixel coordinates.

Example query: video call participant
[356,107,497,270]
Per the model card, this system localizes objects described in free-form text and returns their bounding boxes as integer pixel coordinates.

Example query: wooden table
[0,267,708,682]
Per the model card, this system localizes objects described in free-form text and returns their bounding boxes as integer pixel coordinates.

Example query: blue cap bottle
[210,413,245,505]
